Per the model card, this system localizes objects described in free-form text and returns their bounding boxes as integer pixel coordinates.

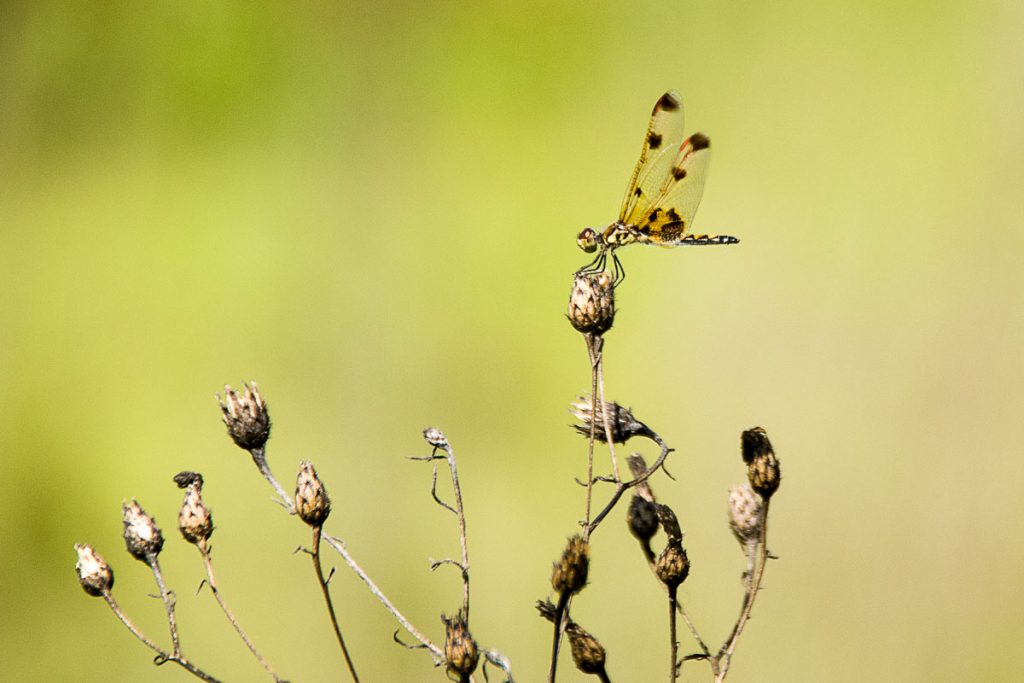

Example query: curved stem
[311,526,360,682]
[249,447,295,513]
[197,541,284,681]
[102,591,222,682]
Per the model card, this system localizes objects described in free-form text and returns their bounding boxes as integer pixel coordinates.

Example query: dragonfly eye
[576,228,598,253]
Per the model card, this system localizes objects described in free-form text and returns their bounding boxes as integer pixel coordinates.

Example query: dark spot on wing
[690,132,710,151]
[634,187,643,197]
[647,208,661,223]
[666,208,681,222]
[647,132,663,149]
[672,167,687,180]
[657,92,681,112]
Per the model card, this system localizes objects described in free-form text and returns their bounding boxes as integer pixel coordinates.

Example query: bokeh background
[3,1,1023,681]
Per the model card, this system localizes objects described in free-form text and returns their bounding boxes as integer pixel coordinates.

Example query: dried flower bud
[626,453,656,502]
[535,598,559,623]
[74,543,114,596]
[567,270,615,335]
[177,480,213,545]
[295,460,331,527]
[566,622,607,676]
[569,396,648,443]
[217,382,270,451]
[627,495,659,543]
[422,427,448,449]
[122,500,164,562]
[655,542,690,589]
[173,471,204,488]
[551,535,590,597]
[655,503,684,545]
[442,610,479,678]
[742,427,781,500]
[728,484,764,549]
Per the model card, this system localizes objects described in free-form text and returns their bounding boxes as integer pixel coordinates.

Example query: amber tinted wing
[631,132,734,245]
[618,91,687,223]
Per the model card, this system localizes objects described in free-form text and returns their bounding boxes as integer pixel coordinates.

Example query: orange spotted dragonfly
[577,90,738,280]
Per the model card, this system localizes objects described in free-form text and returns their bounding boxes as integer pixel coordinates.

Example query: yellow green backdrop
[2,1,1022,680]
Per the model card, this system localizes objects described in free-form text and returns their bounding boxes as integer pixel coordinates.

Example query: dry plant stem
[590,337,620,482]
[436,441,471,618]
[668,586,679,683]
[310,526,360,682]
[196,541,284,682]
[640,553,711,659]
[249,446,295,513]
[715,500,771,682]
[147,554,181,657]
[548,591,571,683]
[101,591,223,682]
[320,531,445,663]
[583,333,601,539]
[587,433,670,535]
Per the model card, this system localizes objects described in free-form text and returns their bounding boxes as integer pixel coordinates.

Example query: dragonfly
[577,90,738,281]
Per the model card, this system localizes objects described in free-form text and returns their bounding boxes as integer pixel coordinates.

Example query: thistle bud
[655,542,690,589]
[569,396,648,443]
[627,495,659,544]
[217,382,270,451]
[741,427,781,500]
[728,484,764,549]
[551,535,590,597]
[566,622,607,676]
[74,544,114,596]
[176,473,213,545]
[654,503,684,545]
[422,427,449,449]
[567,270,615,335]
[295,460,331,527]
[122,500,164,562]
[442,610,479,678]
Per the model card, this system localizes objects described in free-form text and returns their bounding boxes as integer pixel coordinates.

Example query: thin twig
[147,554,181,658]
[309,526,360,682]
[583,333,601,541]
[715,499,771,681]
[437,440,471,618]
[249,446,295,513]
[102,591,223,683]
[592,338,620,482]
[668,586,679,683]
[196,541,285,682]
[320,532,445,663]
[588,432,672,535]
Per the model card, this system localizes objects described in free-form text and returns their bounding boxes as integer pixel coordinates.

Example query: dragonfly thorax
[576,223,640,254]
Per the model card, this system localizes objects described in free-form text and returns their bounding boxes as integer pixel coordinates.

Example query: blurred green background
[2,1,1023,680]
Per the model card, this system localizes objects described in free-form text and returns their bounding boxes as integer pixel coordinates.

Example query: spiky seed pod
[627,495,659,543]
[217,382,270,451]
[535,599,559,623]
[567,270,615,335]
[569,396,648,443]
[442,610,479,678]
[74,544,114,596]
[122,500,164,562]
[422,427,448,449]
[728,484,764,549]
[551,535,590,597]
[566,622,607,676]
[741,427,781,500]
[177,481,213,545]
[655,542,690,589]
[295,460,331,527]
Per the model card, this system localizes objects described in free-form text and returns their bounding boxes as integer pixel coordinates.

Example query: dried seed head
[655,503,685,545]
[655,542,690,589]
[626,453,656,502]
[177,477,213,545]
[567,270,615,335]
[74,543,114,596]
[295,460,331,527]
[627,495,659,543]
[217,382,270,451]
[569,396,648,443]
[742,427,781,500]
[728,484,764,548]
[442,610,479,678]
[122,500,164,562]
[535,598,558,623]
[566,622,607,676]
[551,534,590,596]
[422,427,448,449]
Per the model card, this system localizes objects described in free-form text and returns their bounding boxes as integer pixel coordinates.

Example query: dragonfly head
[576,227,599,253]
